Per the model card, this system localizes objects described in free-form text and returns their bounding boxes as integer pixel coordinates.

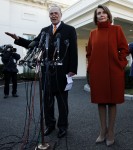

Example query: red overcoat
[87,21,129,104]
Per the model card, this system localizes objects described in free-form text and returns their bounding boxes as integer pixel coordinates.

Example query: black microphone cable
[0,61,56,150]
[60,39,69,62]
[0,79,40,150]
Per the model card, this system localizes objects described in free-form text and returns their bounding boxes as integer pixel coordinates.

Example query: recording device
[0,44,16,55]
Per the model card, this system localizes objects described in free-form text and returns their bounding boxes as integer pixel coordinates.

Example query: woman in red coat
[87,5,129,146]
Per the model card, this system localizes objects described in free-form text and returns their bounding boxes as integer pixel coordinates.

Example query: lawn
[125,89,133,95]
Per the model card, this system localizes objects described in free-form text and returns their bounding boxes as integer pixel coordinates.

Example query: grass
[125,89,133,95]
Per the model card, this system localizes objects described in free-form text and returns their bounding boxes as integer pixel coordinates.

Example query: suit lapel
[56,22,63,33]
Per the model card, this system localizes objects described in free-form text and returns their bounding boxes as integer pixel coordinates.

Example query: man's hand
[5,32,19,40]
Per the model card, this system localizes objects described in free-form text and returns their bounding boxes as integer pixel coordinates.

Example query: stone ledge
[124,94,133,100]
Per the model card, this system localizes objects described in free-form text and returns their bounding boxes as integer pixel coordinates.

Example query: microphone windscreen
[28,41,39,48]
[64,39,69,44]
[56,33,61,38]
[41,31,45,36]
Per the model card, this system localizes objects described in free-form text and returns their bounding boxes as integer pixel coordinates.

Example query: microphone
[44,33,50,61]
[64,39,69,47]
[22,41,38,63]
[28,41,39,49]
[19,59,25,65]
[45,33,50,50]
[55,33,61,53]
[38,31,45,48]
[54,33,62,65]
[27,41,39,54]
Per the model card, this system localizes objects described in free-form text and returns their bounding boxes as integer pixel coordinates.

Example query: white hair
[48,4,62,13]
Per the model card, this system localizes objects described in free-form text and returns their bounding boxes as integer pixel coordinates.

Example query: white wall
[0,0,11,45]
[76,39,88,77]
[0,0,87,77]
[0,0,51,73]
[0,0,51,45]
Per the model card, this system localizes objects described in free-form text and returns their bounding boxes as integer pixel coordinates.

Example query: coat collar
[97,21,111,28]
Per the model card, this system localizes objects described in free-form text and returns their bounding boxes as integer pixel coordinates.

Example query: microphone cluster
[19,31,69,69]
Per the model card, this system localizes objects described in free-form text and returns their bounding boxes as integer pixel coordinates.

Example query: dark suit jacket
[1,52,20,73]
[15,21,78,92]
[129,43,133,76]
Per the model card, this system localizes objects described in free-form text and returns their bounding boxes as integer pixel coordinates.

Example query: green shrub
[0,64,38,81]
[18,67,38,81]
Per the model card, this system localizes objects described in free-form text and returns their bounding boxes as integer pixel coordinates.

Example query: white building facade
[0,0,133,77]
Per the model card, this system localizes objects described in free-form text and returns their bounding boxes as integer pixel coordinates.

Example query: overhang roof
[10,0,76,9]
[62,0,133,42]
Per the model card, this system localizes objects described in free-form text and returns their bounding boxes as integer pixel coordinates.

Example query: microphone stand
[35,46,50,150]
[19,45,50,150]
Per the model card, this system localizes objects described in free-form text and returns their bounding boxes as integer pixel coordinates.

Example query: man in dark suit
[5,5,78,138]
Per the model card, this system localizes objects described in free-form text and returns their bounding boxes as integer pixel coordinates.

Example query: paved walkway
[0,79,133,150]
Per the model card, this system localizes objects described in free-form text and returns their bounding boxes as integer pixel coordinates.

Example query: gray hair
[48,5,62,13]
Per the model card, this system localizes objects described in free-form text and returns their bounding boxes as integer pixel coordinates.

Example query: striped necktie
[53,25,57,34]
